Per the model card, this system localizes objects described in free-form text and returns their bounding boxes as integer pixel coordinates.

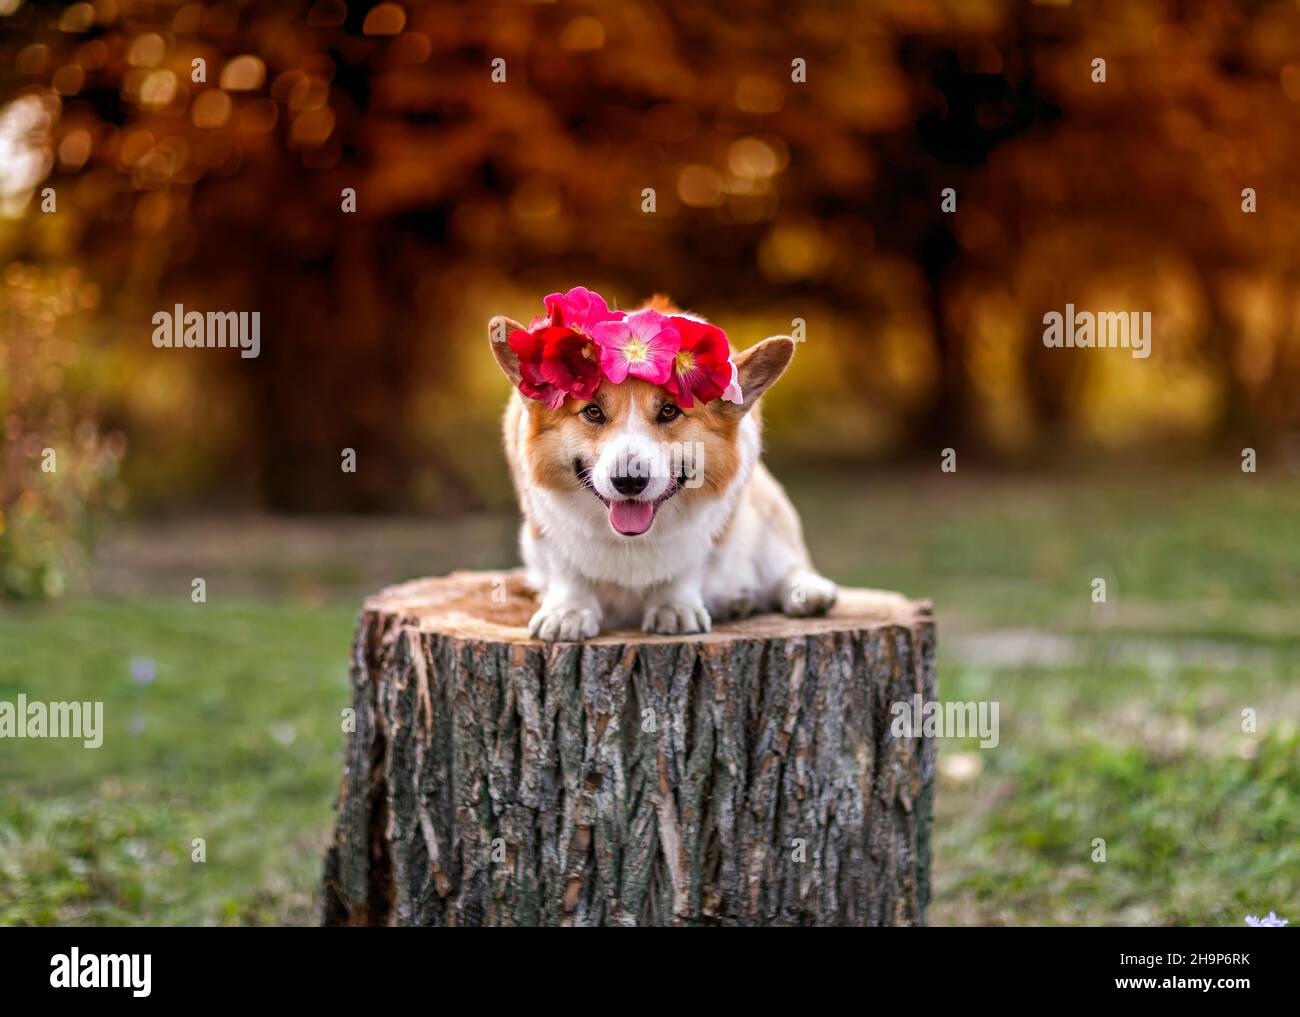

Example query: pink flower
[591,309,680,385]
[543,286,624,337]
[722,361,743,404]
[662,316,733,407]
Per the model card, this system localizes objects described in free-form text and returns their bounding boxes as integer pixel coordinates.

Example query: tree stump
[320,569,937,927]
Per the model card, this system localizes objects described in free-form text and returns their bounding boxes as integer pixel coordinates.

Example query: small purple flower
[130,657,156,685]
[1244,912,1288,927]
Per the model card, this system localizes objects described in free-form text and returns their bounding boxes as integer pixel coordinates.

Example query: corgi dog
[489,298,837,641]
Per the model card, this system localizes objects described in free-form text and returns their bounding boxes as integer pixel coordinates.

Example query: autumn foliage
[1,0,1298,514]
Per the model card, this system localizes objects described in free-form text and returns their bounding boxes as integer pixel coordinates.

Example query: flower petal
[722,361,744,404]
[544,286,623,334]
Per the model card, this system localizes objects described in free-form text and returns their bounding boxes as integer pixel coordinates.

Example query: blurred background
[0,0,1296,926]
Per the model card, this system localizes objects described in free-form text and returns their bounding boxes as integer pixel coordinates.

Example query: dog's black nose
[611,473,648,496]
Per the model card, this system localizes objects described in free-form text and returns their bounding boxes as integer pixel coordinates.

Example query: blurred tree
[1,0,1297,511]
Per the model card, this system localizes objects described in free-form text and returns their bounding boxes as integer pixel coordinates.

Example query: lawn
[1,467,1297,925]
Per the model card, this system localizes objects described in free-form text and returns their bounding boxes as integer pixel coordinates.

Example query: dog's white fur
[491,308,837,641]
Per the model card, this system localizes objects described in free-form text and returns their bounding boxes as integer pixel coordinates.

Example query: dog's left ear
[488,315,525,384]
[727,335,795,412]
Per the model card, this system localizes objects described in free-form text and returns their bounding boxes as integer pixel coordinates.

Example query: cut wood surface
[321,569,937,926]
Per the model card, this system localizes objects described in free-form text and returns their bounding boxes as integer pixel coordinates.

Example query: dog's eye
[581,404,606,424]
[657,403,682,422]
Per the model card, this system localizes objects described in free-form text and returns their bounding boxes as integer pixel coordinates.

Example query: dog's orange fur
[506,377,744,499]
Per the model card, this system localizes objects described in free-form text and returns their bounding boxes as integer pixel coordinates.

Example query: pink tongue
[609,499,654,535]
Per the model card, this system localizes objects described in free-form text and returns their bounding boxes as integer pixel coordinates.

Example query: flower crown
[507,286,744,409]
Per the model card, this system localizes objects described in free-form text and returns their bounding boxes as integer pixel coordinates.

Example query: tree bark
[320,570,937,927]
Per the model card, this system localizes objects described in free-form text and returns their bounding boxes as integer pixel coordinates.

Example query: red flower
[538,328,602,400]
[509,325,602,407]
[508,327,561,407]
[662,316,734,407]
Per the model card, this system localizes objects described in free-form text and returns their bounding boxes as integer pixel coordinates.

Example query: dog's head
[490,309,794,538]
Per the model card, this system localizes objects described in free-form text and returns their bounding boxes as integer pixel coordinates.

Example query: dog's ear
[488,316,525,384]
[728,335,795,412]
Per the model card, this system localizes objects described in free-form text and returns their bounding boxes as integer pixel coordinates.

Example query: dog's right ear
[488,316,525,384]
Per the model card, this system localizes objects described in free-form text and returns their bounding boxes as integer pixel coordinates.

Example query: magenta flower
[591,309,680,385]
[543,286,624,337]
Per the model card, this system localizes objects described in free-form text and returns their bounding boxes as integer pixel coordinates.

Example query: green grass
[786,466,1300,637]
[932,658,1298,925]
[0,600,354,925]
[788,467,1299,925]
[1,468,1297,925]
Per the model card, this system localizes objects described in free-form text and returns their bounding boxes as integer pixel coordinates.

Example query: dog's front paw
[528,603,601,642]
[779,569,838,617]
[712,592,759,621]
[642,601,711,635]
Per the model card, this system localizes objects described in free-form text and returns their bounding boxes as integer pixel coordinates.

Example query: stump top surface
[364,570,932,645]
